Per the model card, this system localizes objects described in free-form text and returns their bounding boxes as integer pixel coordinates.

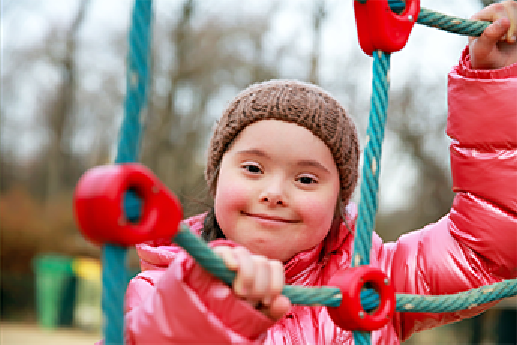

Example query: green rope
[103,1,152,344]
[418,8,489,36]
[386,0,490,37]
[351,47,391,345]
[173,225,517,312]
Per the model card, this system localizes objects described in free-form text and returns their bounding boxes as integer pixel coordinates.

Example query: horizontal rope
[173,225,517,313]
[386,0,489,37]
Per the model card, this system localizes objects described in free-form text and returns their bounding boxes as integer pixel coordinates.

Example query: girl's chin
[245,241,291,261]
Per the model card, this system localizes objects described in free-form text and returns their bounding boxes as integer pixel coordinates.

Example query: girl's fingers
[266,295,291,321]
[263,260,284,306]
[232,246,255,297]
[476,16,510,46]
[471,2,506,22]
[471,1,516,44]
[248,255,269,302]
[214,246,288,320]
[489,18,512,43]
[502,0,517,43]
[213,246,239,270]
[468,1,517,69]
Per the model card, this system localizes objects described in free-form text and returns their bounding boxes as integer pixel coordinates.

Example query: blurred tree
[0,112,16,194]
[1,0,285,210]
[140,0,284,217]
[0,1,92,201]
[44,0,91,200]
[308,0,326,85]
[0,0,286,274]
[480,0,497,6]
[371,0,498,240]
[376,80,454,241]
[2,0,291,278]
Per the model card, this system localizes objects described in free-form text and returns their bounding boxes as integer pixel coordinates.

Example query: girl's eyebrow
[296,160,331,174]
[236,149,269,158]
[236,149,330,174]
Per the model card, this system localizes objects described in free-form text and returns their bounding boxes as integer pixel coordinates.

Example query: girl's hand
[213,246,291,321]
[469,0,517,69]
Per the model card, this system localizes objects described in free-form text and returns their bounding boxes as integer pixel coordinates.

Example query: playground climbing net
[72,1,517,344]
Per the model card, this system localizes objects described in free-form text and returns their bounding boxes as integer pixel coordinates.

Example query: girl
[124,2,517,343]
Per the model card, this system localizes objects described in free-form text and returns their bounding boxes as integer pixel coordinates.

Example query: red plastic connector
[354,0,420,56]
[327,266,395,331]
[73,163,183,246]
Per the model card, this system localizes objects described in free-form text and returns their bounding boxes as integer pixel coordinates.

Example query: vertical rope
[352,51,390,268]
[102,1,152,344]
[101,246,126,344]
[351,51,391,345]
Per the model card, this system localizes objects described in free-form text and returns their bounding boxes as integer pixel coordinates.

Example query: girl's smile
[241,211,301,225]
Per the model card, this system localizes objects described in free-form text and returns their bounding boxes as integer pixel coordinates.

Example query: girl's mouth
[242,212,299,224]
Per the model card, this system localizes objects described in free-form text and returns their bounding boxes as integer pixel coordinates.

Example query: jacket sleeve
[124,242,274,344]
[378,48,517,341]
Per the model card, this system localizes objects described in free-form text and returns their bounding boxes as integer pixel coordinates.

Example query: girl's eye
[242,164,262,174]
[297,175,317,185]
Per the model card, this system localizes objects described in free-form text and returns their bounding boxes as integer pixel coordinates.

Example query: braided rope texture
[386,0,490,36]
[351,49,391,345]
[417,8,489,36]
[352,52,391,269]
[104,1,152,344]
[102,246,126,344]
[177,225,517,312]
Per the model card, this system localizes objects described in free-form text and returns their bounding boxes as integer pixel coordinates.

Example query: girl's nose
[260,192,284,206]
[259,182,286,206]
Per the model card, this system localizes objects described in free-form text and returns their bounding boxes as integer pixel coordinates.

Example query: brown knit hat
[205,79,359,205]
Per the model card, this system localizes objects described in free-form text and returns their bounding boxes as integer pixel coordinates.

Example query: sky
[1,0,484,211]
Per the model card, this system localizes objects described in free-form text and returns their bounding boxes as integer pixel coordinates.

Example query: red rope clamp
[354,0,420,56]
[327,266,395,331]
[73,163,183,246]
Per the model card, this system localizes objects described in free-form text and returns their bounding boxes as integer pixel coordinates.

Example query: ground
[0,322,101,345]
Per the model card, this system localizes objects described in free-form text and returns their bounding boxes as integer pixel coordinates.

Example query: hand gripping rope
[72,0,517,344]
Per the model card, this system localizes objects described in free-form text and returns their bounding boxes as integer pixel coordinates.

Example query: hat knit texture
[205,79,359,204]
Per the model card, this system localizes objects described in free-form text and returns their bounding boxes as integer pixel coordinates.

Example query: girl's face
[214,120,340,262]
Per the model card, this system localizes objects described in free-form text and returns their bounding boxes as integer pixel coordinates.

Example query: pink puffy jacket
[124,49,517,344]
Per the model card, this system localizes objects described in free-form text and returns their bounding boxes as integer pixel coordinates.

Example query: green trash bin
[33,254,74,329]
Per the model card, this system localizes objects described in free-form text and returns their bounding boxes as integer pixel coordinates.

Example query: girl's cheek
[215,179,252,236]
[298,194,333,217]
[297,196,336,229]
[216,177,251,212]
